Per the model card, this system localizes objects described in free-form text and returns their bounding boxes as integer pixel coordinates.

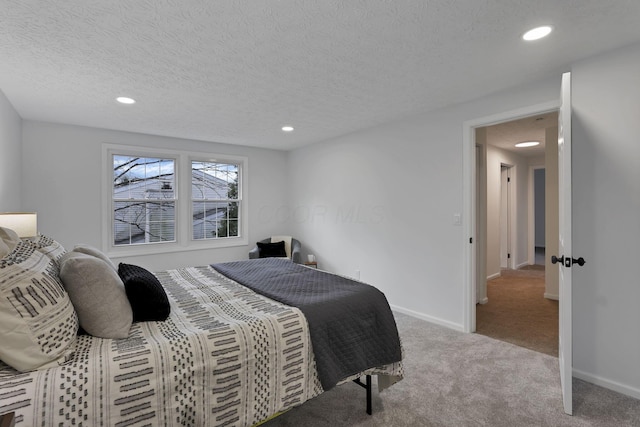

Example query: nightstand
[0,412,15,427]
[304,261,318,269]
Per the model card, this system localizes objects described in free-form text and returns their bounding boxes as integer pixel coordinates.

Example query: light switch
[453,213,462,226]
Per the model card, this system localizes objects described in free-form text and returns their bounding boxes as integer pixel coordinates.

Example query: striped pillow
[0,236,78,372]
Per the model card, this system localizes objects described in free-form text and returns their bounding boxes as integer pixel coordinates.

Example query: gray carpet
[264,312,640,426]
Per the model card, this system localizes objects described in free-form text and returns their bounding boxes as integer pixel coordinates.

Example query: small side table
[0,412,15,427]
[304,261,318,269]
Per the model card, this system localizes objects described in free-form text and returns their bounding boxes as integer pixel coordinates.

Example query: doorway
[464,105,559,356]
[477,117,558,356]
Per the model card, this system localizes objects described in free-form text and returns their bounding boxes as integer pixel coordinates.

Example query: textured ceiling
[1,1,640,150]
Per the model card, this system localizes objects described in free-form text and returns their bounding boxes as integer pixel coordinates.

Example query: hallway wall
[485,145,530,278]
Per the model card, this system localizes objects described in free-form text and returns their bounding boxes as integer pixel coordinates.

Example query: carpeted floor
[476,267,558,357]
[263,313,640,426]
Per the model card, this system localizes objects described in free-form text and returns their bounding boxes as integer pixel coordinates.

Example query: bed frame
[354,375,373,415]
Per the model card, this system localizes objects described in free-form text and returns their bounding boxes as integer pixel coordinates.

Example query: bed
[0,232,403,426]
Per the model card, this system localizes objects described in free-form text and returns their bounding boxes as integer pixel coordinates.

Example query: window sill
[104,236,248,259]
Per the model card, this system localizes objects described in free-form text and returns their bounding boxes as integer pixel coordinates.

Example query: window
[104,144,248,255]
[191,161,240,240]
[113,156,176,245]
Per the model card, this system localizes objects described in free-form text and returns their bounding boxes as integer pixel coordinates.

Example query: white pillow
[72,244,117,271]
[271,235,292,259]
[59,252,132,339]
[0,227,20,259]
[0,238,78,372]
[0,238,10,259]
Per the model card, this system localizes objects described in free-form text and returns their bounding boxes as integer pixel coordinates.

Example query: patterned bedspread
[0,265,403,426]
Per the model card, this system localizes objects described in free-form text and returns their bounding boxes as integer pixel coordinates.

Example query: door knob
[551,255,586,267]
[551,255,564,265]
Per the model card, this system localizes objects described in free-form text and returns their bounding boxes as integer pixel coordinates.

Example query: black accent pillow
[257,241,287,258]
[118,263,170,322]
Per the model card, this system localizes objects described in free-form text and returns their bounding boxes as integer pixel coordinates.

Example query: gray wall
[0,89,22,211]
[287,76,559,330]
[20,121,290,271]
[288,42,640,399]
[534,168,545,247]
[571,43,640,397]
[485,144,531,277]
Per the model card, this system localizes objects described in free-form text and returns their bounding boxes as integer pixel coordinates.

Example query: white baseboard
[478,297,489,305]
[390,304,465,332]
[544,293,558,300]
[487,272,501,280]
[573,368,640,400]
[516,261,530,269]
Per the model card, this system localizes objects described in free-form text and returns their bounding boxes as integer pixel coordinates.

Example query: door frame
[462,100,559,333]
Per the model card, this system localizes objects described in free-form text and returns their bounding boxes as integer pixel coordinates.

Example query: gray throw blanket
[211,258,402,390]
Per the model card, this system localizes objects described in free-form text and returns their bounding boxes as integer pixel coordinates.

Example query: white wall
[289,41,640,398]
[475,130,487,304]
[485,145,531,277]
[534,169,545,247]
[0,90,22,211]
[20,121,290,271]
[571,43,640,398]
[288,76,559,330]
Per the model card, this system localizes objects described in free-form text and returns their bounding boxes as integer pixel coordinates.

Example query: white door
[558,72,573,415]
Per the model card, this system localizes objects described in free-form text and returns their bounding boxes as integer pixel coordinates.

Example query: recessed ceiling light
[515,141,540,148]
[522,26,552,41]
[116,96,136,104]
[281,126,294,132]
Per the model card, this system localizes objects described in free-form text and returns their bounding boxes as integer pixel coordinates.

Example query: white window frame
[102,143,248,257]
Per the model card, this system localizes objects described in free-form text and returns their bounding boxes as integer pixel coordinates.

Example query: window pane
[192,200,231,239]
[228,202,238,220]
[214,203,240,238]
[114,156,175,199]
[191,160,240,240]
[113,155,175,246]
[226,220,239,237]
[114,200,175,245]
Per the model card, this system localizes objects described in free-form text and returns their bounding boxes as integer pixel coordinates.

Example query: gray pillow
[59,252,132,339]
[72,244,117,271]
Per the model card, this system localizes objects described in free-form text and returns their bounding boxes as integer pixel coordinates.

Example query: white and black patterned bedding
[0,265,403,426]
